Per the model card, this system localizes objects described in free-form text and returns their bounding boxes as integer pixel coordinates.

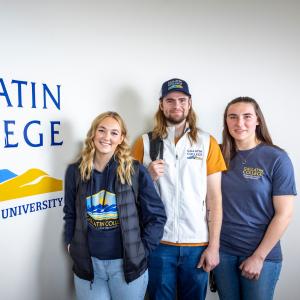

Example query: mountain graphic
[87,204,118,220]
[0,168,62,201]
[88,204,117,214]
[0,169,17,183]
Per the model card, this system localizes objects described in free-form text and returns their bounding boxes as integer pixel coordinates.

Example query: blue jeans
[214,251,282,300]
[148,244,208,300]
[74,257,148,300]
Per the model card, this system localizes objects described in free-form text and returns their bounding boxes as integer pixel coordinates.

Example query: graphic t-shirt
[87,168,123,259]
[220,144,297,261]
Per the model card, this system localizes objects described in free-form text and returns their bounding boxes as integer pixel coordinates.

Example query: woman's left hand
[239,254,264,280]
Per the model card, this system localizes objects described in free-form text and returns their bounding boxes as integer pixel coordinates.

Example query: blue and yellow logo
[86,190,119,229]
[186,149,203,160]
[0,168,62,201]
[242,167,264,180]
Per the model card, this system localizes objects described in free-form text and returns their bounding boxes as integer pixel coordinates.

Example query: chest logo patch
[186,149,203,160]
[242,167,264,180]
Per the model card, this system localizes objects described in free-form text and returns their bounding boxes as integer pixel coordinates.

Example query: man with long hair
[132,78,226,299]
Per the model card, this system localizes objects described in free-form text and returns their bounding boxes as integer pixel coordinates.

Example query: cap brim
[162,89,191,98]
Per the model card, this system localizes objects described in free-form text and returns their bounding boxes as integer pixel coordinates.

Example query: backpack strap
[147,131,164,161]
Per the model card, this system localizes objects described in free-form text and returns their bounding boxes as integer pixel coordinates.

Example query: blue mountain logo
[0,169,17,183]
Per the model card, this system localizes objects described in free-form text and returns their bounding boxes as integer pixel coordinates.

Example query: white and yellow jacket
[142,127,210,244]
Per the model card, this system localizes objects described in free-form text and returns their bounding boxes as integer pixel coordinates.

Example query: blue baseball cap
[160,78,191,98]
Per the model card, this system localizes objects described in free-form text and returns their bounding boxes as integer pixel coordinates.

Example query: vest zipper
[175,152,180,243]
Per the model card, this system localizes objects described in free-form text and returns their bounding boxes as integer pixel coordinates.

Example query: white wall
[0,0,299,299]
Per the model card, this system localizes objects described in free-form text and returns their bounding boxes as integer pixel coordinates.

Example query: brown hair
[79,111,134,184]
[222,97,274,168]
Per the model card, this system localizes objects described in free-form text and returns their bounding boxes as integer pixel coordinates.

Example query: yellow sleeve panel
[131,134,227,175]
[131,136,144,163]
[207,135,227,175]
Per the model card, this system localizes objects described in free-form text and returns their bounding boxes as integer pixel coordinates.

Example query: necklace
[236,145,258,165]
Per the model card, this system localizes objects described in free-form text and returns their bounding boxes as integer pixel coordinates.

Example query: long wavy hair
[222,97,274,168]
[152,97,199,144]
[79,111,134,185]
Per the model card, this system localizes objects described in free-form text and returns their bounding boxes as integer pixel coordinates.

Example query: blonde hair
[79,111,134,185]
[152,98,198,144]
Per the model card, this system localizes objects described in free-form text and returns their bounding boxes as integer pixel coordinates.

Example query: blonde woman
[63,111,166,300]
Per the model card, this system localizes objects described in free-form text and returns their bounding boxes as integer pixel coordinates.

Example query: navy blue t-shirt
[87,168,123,259]
[220,144,297,261]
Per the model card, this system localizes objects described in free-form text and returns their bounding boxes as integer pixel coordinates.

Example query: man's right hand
[148,160,165,181]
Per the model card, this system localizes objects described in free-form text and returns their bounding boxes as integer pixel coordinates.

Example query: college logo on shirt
[242,167,264,180]
[86,190,119,229]
[186,149,203,160]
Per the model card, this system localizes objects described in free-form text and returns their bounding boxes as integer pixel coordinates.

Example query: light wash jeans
[214,251,282,300]
[74,257,148,300]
